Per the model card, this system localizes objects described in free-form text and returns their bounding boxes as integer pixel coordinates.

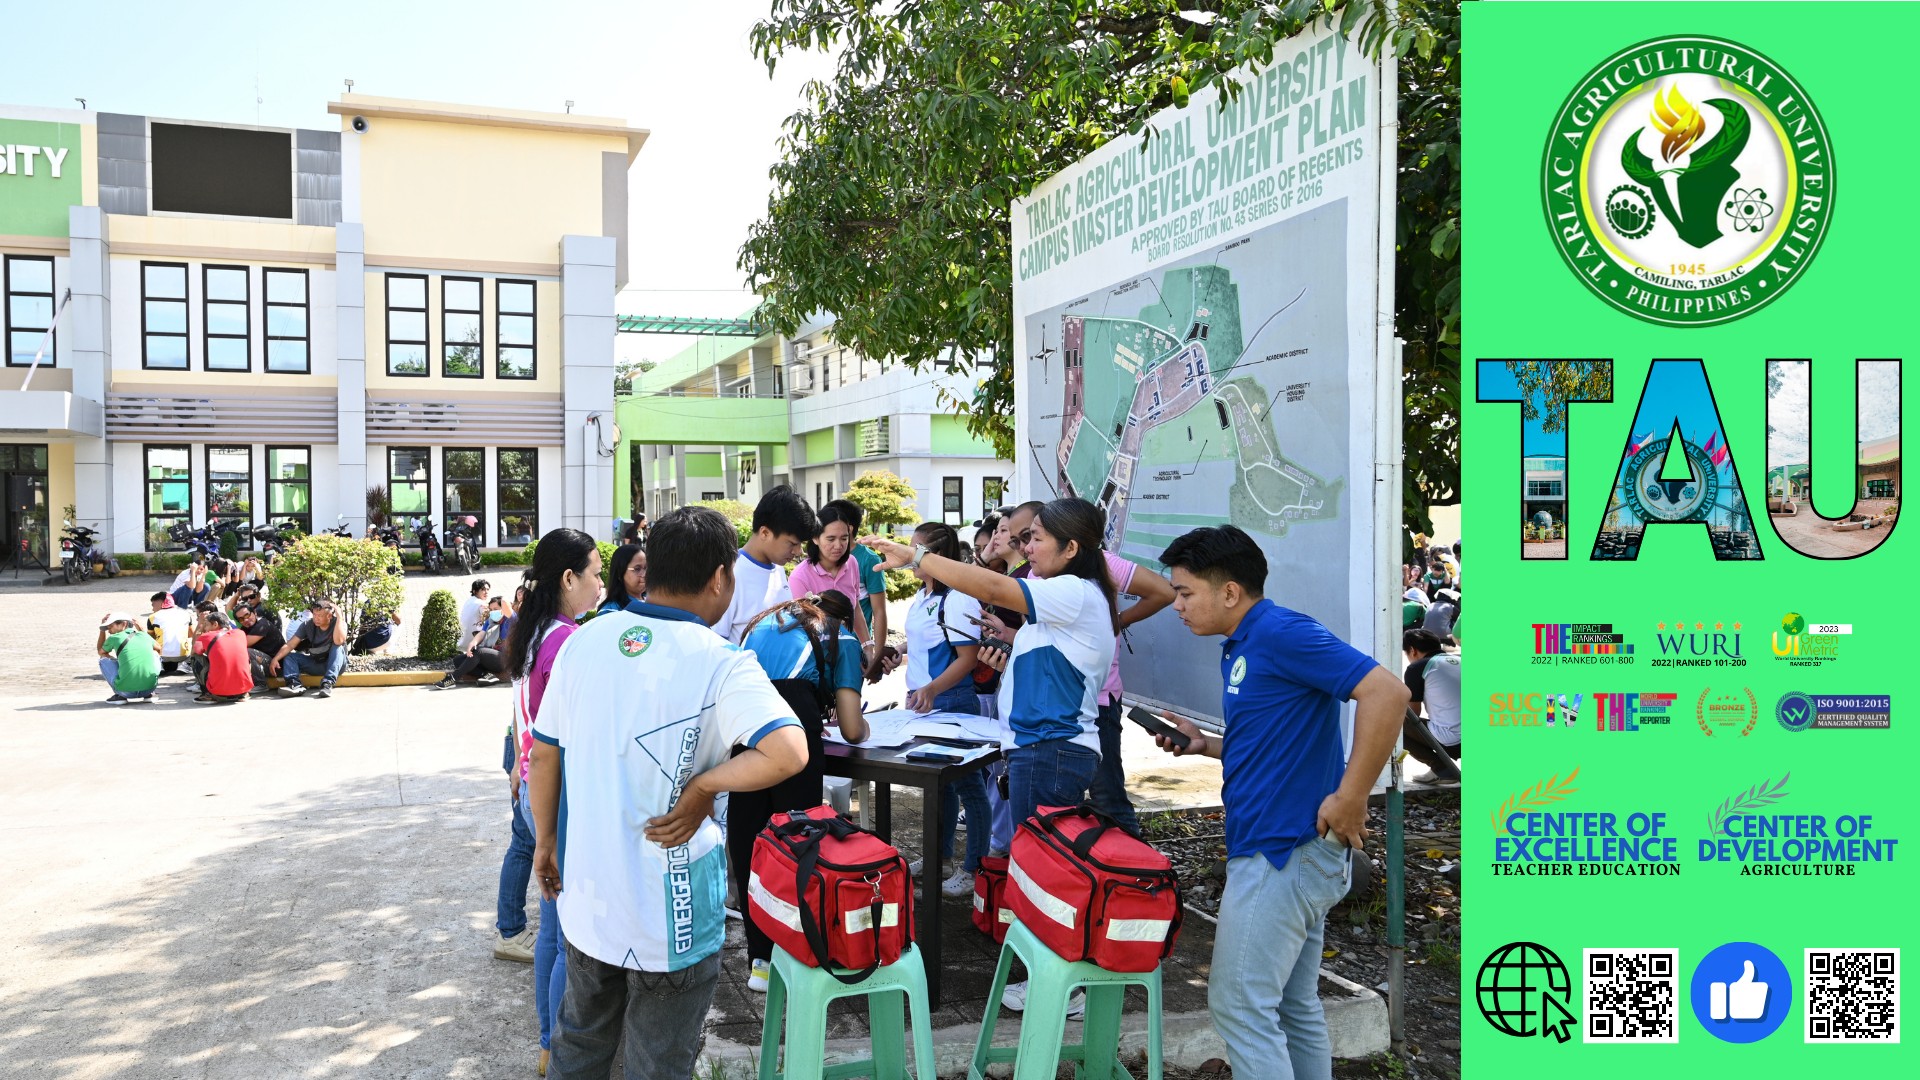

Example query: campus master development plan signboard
[1012,19,1398,720]
[1467,3,1911,1072]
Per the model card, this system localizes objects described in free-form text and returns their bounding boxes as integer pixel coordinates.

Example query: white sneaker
[748,958,770,993]
[1000,981,1085,1019]
[492,927,536,963]
[941,867,975,898]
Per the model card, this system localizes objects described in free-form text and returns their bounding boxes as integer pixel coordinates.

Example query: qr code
[1805,949,1900,1043]
[1583,948,1678,1042]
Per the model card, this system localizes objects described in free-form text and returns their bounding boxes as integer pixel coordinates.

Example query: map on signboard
[1027,201,1350,605]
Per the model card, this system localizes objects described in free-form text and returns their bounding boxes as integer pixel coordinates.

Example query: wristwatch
[909,542,931,569]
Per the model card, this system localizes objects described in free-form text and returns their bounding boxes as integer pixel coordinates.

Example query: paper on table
[824,707,998,748]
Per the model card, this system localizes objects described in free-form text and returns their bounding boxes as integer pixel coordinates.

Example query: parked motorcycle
[251,519,304,561]
[59,521,118,585]
[417,518,445,573]
[319,515,355,539]
[444,515,480,575]
[166,521,220,559]
[371,521,405,552]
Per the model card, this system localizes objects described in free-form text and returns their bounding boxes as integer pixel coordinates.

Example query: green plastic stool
[759,942,937,1080]
[968,919,1164,1080]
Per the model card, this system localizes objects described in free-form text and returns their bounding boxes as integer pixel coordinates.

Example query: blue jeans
[1211,841,1350,1079]
[927,688,992,872]
[1088,699,1141,833]
[535,893,569,1048]
[281,645,347,687]
[1005,738,1100,825]
[498,788,535,938]
[98,657,152,699]
[171,584,208,609]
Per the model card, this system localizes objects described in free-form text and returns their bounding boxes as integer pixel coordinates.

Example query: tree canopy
[740,0,1461,532]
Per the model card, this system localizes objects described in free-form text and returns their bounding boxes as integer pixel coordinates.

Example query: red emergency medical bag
[749,805,915,983]
[1007,804,1183,972]
[972,853,1012,942]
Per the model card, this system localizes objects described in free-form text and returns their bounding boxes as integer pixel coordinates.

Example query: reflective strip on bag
[748,871,803,932]
[998,908,1014,925]
[843,903,900,934]
[1008,858,1077,929]
[974,892,986,913]
[1104,917,1172,943]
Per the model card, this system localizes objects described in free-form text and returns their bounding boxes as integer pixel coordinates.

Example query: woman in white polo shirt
[863,497,1118,824]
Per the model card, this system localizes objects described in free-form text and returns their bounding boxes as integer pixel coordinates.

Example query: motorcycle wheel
[64,560,78,585]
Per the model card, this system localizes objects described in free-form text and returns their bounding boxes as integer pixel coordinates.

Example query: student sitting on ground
[352,606,403,655]
[270,599,348,698]
[148,592,197,676]
[437,596,512,688]
[169,559,211,609]
[236,604,284,691]
[191,607,255,703]
[97,612,159,705]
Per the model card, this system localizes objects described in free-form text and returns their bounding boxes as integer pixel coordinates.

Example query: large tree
[740,0,1461,532]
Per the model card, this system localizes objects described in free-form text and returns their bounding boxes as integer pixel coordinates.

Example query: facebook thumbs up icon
[1710,960,1768,1020]
[1692,943,1790,1043]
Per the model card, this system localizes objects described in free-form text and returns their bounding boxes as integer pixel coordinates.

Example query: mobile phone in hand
[1126,705,1191,750]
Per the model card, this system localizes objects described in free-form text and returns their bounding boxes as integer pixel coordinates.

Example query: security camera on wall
[351,116,368,133]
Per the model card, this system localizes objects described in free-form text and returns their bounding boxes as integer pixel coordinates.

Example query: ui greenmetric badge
[1541,35,1833,326]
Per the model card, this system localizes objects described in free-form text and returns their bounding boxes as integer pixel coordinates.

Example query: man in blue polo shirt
[1153,525,1407,1080]
[529,507,809,1080]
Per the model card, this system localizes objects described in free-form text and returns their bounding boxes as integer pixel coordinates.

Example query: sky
[0,0,835,365]
[1475,362,1566,456]
[1766,360,1900,466]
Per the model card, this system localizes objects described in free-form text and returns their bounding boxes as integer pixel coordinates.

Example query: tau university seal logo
[1542,35,1833,326]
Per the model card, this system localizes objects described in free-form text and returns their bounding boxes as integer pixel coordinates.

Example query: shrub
[480,549,529,566]
[884,567,919,601]
[264,534,405,645]
[846,471,920,533]
[418,589,462,660]
[117,553,147,571]
[692,498,754,547]
[218,528,240,563]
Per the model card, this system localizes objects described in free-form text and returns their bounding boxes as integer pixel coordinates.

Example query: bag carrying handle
[790,830,888,986]
[1034,803,1128,861]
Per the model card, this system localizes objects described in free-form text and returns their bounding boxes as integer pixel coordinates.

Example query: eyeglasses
[1014,530,1034,546]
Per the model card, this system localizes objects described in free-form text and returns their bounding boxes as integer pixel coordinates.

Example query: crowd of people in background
[1400,534,1462,784]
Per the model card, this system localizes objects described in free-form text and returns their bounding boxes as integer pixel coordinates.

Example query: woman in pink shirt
[785,502,875,653]
[499,528,605,1077]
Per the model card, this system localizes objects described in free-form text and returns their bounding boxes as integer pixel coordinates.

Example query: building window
[145,445,191,551]
[386,274,429,376]
[388,447,431,543]
[700,491,725,502]
[267,446,311,537]
[1526,480,1564,497]
[142,262,189,370]
[497,279,536,379]
[942,476,964,525]
[497,448,538,547]
[206,445,252,548]
[443,276,483,378]
[264,269,309,373]
[772,363,784,396]
[983,477,1004,514]
[203,266,250,372]
[5,255,56,367]
[443,447,485,543]
[0,444,51,566]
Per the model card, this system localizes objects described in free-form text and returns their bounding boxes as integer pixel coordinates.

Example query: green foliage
[117,553,147,571]
[739,0,1457,533]
[480,549,531,567]
[366,484,390,527]
[264,534,405,645]
[218,528,240,563]
[1504,360,1613,434]
[884,567,920,601]
[692,499,755,547]
[844,471,920,533]
[418,589,462,661]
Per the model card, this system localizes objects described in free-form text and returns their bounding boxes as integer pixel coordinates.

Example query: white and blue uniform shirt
[904,586,982,691]
[996,575,1114,754]
[533,600,799,972]
[712,550,791,644]
[742,611,865,693]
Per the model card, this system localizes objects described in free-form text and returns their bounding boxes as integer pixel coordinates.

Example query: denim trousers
[1005,738,1100,824]
[930,688,993,872]
[281,644,347,686]
[534,893,569,1048]
[496,788,534,938]
[1210,840,1351,1080]
[1087,699,1141,833]
[548,945,721,1080]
